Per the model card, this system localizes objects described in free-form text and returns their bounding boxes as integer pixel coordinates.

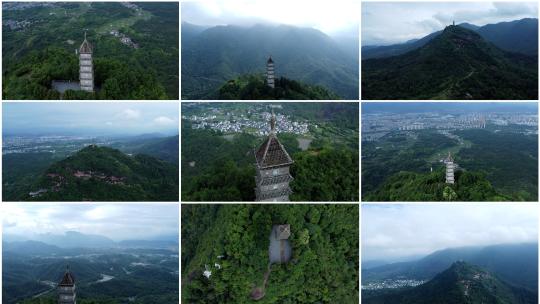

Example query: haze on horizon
[362,204,539,262]
[2,102,179,136]
[3,203,179,242]
[362,102,539,114]
[362,2,538,46]
[182,0,359,36]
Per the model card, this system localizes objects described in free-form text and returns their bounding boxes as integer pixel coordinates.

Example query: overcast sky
[182,0,359,35]
[3,103,179,136]
[362,204,538,261]
[3,204,179,241]
[362,2,538,46]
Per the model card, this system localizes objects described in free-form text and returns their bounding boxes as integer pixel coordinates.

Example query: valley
[181,22,359,100]
[3,238,179,304]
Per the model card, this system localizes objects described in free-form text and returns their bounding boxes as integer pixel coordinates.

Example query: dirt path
[250,264,272,301]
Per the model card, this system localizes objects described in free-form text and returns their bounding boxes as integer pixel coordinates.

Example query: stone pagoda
[266,56,275,88]
[79,32,94,92]
[445,152,455,184]
[58,266,76,304]
[254,111,293,201]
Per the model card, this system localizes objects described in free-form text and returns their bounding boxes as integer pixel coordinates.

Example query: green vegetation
[182,204,359,303]
[181,103,359,201]
[364,169,508,201]
[25,145,178,201]
[217,74,340,100]
[363,262,537,304]
[3,2,178,99]
[362,25,538,100]
[181,23,359,99]
[362,128,538,201]
[4,246,179,304]
[454,129,538,201]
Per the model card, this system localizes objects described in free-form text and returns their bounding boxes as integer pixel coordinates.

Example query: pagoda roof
[79,35,92,54]
[59,269,75,286]
[255,134,293,169]
[267,56,273,64]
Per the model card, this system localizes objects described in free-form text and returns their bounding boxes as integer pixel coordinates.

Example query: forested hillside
[182,23,358,99]
[3,2,178,99]
[182,204,359,303]
[216,75,340,100]
[25,145,178,201]
[362,25,538,100]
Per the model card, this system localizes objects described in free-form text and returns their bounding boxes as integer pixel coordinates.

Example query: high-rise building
[254,111,293,201]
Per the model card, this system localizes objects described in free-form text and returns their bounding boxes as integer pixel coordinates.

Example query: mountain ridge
[363,18,538,58]
[182,22,359,99]
[362,25,538,100]
[363,261,537,304]
[363,243,538,291]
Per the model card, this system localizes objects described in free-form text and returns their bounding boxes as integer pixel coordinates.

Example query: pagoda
[266,56,275,88]
[58,266,76,304]
[445,152,455,184]
[254,111,293,201]
[79,32,94,92]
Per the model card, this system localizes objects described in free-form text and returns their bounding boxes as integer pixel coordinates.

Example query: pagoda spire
[270,109,276,134]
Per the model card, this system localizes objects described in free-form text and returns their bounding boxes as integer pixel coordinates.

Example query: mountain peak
[437,25,485,48]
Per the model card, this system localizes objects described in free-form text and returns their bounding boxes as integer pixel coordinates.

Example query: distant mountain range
[363,243,538,291]
[364,261,537,304]
[3,231,179,252]
[363,18,538,59]
[27,145,178,201]
[182,22,359,99]
[362,22,538,100]
[362,102,539,114]
[114,134,179,164]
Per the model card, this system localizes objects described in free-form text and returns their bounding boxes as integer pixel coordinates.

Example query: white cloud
[117,109,141,120]
[182,0,360,34]
[362,204,539,261]
[3,204,178,241]
[153,116,176,126]
[362,2,538,45]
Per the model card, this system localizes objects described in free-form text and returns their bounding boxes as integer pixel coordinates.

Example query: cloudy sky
[3,204,178,241]
[362,204,538,261]
[3,102,179,136]
[182,0,359,35]
[362,2,538,45]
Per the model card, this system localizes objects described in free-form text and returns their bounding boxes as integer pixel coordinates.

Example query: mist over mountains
[4,231,179,251]
[182,22,359,99]
[363,243,538,291]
